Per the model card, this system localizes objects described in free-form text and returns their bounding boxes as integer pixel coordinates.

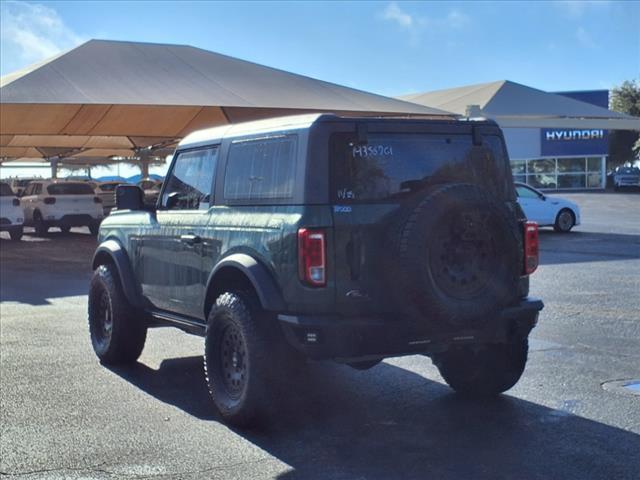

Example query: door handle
[180,234,202,246]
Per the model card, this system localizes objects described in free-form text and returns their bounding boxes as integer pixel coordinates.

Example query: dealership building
[401,81,640,190]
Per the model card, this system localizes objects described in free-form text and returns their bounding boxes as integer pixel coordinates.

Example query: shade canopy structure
[400,80,640,130]
[0,39,452,172]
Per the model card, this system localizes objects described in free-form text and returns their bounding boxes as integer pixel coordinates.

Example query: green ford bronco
[89,114,543,426]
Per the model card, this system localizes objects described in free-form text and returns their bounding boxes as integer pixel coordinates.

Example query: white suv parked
[94,181,126,215]
[21,180,104,235]
[0,182,24,241]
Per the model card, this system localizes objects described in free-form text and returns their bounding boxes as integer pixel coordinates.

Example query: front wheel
[9,226,23,241]
[204,291,276,427]
[88,264,147,364]
[434,338,528,397]
[33,211,48,236]
[554,208,575,233]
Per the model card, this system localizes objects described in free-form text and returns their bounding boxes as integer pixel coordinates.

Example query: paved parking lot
[1,192,639,480]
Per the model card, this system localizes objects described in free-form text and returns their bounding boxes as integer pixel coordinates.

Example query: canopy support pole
[50,158,59,179]
[140,159,150,178]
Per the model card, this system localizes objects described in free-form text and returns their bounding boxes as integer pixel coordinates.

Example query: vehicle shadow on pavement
[108,355,640,480]
[539,230,640,265]
[0,232,95,305]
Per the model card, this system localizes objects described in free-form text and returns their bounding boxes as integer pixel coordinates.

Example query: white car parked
[21,180,104,235]
[0,182,24,241]
[94,181,126,215]
[515,182,581,233]
[9,178,39,196]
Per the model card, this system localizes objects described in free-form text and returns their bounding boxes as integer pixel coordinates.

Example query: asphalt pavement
[1,192,639,480]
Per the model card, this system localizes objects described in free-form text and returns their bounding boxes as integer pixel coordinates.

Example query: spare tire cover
[388,183,521,329]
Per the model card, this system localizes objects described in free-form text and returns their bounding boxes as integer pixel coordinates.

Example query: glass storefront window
[527,174,557,189]
[557,174,586,188]
[511,157,604,190]
[513,174,526,183]
[511,160,526,175]
[587,173,602,188]
[557,157,586,173]
[587,157,602,173]
[527,158,555,174]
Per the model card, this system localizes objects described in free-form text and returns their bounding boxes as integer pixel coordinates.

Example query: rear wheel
[9,226,23,241]
[33,211,48,236]
[554,208,575,233]
[434,337,528,396]
[88,264,147,364]
[204,291,276,427]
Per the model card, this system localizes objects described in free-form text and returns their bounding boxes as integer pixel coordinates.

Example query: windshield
[331,133,513,202]
[0,183,15,196]
[617,167,640,175]
[47,183,95,195]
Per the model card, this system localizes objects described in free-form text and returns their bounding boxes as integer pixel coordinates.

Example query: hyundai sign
[541,128,608,156]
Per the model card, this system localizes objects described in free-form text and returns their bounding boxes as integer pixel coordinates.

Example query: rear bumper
[278,298,543,361]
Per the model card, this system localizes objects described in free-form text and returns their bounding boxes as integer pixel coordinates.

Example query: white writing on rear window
[352,145,394,158]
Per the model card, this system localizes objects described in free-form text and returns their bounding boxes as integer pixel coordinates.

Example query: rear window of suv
[331,133,513,202]
[47,183,95,195]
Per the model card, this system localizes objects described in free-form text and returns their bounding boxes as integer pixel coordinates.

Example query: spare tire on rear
[388,183,521,330]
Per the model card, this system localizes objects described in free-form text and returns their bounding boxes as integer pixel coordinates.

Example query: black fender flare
[92,239,143,308]
[205,253,285,313]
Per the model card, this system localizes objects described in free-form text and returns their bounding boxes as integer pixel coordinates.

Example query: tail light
[523,221,539,275]
[94,196,102,204]
[298,228,326,287]
[44,197,56,205]
[12,198,20,206]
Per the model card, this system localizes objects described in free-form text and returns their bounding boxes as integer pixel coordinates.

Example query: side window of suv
[224,135,297,200]
[162,147,218,210]
[33,184,42,195]
[23,184,34,196]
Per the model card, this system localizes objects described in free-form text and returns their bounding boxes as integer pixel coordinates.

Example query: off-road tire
[33,211,48,236]
[434,338,528,396]
[9,226,23,241]
[204,291,276,427]
[389,183,521,329]
[88,264,147,364]
[554,208,575,233]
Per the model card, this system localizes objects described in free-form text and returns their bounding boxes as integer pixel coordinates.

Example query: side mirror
[115,184,145,211]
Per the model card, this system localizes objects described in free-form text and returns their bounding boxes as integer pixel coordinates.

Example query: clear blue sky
[2,0,639,94]
[1,0,639,178]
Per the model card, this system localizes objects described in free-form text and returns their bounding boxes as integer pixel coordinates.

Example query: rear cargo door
[45,183,98,215]
[330,131,508,317]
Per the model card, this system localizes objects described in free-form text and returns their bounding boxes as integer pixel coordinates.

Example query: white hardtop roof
[179,113,330,148]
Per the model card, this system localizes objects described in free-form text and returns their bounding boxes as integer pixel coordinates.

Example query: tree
[609,80,640,166]
[610,80,640,116]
